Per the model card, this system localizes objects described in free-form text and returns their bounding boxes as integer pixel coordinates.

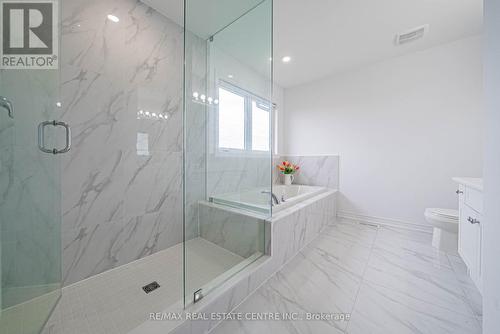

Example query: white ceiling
[274,0,483,88]
[141,0,263,38]
[143,0,484,88]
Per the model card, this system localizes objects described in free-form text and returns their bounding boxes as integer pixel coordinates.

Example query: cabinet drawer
[465,187,483,213]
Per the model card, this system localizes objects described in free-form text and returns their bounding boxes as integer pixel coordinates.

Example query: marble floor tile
[346,280,481,334]
[324,220,378,246]
[363,248,475,318]
[447,254,483,322]
[212,222,482,334]
[211,223,377,334]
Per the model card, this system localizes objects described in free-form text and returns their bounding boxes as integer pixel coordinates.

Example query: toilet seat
[425,208,458,234]
[425,208,459,221]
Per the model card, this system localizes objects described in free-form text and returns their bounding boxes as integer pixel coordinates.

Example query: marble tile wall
[206,156,273,197]
[275,155,340,189]
[199,203,265,258]
[59,0,191,285]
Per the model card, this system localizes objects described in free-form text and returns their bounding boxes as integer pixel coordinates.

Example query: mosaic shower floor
[41,238,244,334]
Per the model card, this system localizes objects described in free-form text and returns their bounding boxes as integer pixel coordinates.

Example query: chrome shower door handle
[38,120,71,154]
[0,96,13,118]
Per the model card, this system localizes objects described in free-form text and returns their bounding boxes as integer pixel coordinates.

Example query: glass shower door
[183,0,273,307]
[0,1,63,332]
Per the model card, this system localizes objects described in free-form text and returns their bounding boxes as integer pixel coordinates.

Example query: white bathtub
[209,185,327,214]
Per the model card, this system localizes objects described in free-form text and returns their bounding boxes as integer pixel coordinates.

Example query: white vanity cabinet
[453,177,483,294]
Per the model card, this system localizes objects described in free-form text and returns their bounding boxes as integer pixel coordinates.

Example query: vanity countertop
[452,177,483,191]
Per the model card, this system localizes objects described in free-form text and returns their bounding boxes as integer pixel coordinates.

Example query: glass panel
[218,87,245,150]
[1,22,62,334]
[184,0,272,307]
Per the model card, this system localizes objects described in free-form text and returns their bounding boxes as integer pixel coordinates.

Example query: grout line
[344,221,379,334]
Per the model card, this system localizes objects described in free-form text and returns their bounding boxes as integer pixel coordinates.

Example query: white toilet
[424,208,459,253]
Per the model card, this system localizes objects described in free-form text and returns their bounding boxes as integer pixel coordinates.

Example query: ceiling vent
[395,24,429,45]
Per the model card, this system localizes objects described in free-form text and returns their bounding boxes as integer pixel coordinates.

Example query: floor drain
[142,281,160,294]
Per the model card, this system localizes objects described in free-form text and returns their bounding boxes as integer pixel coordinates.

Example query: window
[217,82,271,154]
[218,87,245,150]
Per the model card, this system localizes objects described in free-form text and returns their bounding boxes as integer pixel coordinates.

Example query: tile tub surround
[275,155,340,189]
[130,189,337,334]
[199,203,266,258]
[59,0,207,285]
[211,221,482,334]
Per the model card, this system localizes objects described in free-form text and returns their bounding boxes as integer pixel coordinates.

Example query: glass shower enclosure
[0,0,273,332]
[183,0,273,306]
[0,1,63,332]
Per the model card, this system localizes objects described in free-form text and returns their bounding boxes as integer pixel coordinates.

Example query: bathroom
[0,0,499,333]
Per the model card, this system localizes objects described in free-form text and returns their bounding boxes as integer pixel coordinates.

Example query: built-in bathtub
[209,185,327,215]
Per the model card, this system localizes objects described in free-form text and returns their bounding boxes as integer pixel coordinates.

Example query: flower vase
[284,174,294,186]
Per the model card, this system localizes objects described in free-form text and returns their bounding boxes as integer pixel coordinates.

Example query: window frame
[216,80,271,156]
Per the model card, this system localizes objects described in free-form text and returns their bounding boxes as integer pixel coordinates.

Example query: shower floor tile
[41,238,244,334]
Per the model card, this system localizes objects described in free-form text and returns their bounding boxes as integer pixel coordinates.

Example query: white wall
[284,36,484,227]
[483,0,500,332]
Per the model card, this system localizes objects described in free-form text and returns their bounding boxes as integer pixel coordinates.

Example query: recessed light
[282,56,291,63]
[107,14,120,23]
[227,74,234,79]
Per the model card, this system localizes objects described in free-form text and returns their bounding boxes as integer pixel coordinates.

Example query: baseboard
[337,210,433,234]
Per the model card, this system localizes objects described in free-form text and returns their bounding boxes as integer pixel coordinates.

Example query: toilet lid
[427,208,459,219]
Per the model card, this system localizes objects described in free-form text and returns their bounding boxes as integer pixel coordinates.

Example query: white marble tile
[447,254,483,320]
[347,280,481,334]
[199,204,265,258]
[210,223,366,334]
[123,151,182,217]
[279,156,339,189]
[210,221,481,334]
[364,248,474,318]
[58,0,190,285]
[373,228,451,271]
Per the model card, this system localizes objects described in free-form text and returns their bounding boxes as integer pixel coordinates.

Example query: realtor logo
[0,0,58,69]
